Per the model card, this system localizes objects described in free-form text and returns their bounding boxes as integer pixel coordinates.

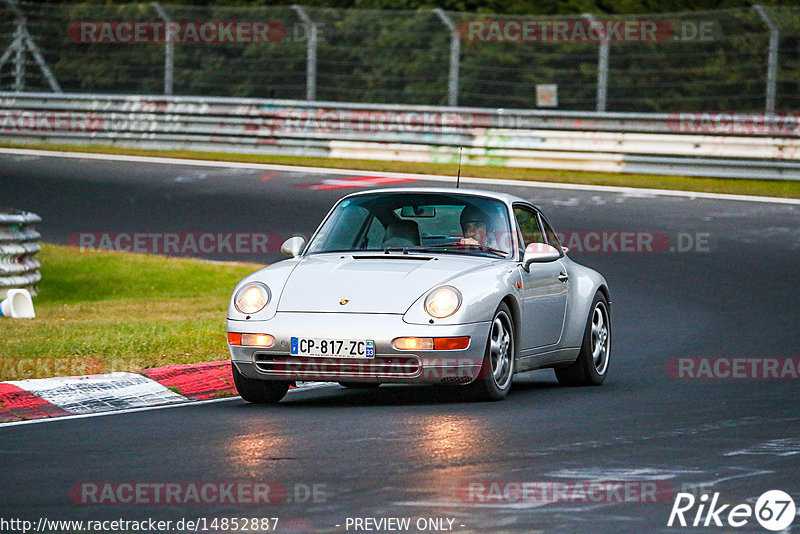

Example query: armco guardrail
[1,92,799,180]
[0,208,41,298]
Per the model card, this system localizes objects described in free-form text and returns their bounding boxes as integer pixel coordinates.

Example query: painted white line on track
[2,147,799,205]
[0,396,235,429]
[0,381,338,429]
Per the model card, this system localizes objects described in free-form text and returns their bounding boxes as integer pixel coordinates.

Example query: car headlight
[234,283,270,314]
[424,286,462,318]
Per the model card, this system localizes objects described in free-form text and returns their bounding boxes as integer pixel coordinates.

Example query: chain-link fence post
[582,13,609,112]
[753,5,778,113]
[291,5,317,101]
[434,8,459,107]
[2,0,61,92]
[151,2,174,95]
[13,23,24,91]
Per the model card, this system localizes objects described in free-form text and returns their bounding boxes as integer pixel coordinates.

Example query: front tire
[232,363,291,403]
[555,292,610,386]
[466,302,515,401]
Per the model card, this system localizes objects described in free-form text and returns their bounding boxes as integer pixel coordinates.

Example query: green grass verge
[2,141,799,199]
[0,244,261,380]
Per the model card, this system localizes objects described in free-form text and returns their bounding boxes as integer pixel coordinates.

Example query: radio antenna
[456,147,462,189]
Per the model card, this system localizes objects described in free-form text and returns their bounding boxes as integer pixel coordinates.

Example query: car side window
[539,216,563,253]
[513,219,525,257]
[513,206,545,250]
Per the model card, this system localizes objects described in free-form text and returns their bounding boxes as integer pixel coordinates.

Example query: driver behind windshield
[305,193,512,256]
[459,204,499,249]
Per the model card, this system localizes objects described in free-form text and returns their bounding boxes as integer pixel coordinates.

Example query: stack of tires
[0,208,42,299]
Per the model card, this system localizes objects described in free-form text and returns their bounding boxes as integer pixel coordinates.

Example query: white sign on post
[536,84,558,107]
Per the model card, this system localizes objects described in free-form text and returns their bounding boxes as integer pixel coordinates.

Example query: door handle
[558,272,569,283]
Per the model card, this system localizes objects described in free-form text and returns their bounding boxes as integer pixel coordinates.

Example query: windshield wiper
[407,243,508,257]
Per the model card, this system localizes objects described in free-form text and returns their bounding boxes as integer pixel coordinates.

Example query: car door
[513,204,569,350]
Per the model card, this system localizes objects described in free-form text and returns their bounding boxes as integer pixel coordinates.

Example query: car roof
[340,187,534,208]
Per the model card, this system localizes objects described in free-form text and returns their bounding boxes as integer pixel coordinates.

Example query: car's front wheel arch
[597,284,611,312]
[465,301,516,401]
[554,291,610,387]
[501,294,522,362]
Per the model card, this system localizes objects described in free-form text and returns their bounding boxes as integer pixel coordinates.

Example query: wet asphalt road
[1,151,799,533]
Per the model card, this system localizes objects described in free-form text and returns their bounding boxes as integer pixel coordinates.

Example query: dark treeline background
[57,0,789,15]
[2,1,798,111]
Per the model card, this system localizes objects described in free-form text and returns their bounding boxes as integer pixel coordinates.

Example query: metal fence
[1,2,799,113]
[2,92,799,180]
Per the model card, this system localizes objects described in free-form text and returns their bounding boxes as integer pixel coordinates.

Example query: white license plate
[290,337,374,358]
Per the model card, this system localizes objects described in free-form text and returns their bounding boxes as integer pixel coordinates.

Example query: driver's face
[463,220,487,243]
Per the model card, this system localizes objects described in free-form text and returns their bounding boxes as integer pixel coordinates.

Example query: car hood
[277,253,494,314]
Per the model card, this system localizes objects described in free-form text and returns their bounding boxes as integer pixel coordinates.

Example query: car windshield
[305,192,513,258]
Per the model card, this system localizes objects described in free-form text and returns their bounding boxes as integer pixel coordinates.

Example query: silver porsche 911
[227,188,611,403]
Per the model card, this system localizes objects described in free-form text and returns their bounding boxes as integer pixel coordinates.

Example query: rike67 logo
[668,490,795,531]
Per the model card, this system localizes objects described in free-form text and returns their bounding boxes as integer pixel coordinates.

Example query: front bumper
[227,312,489,384]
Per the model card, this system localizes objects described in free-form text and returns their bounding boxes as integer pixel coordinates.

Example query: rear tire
[232,363,290,403]
[466,302,515,401]
[555,292,610,387]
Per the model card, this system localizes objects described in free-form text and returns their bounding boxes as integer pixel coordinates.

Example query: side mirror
[523,243,561,269]
[280,236,306,258]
